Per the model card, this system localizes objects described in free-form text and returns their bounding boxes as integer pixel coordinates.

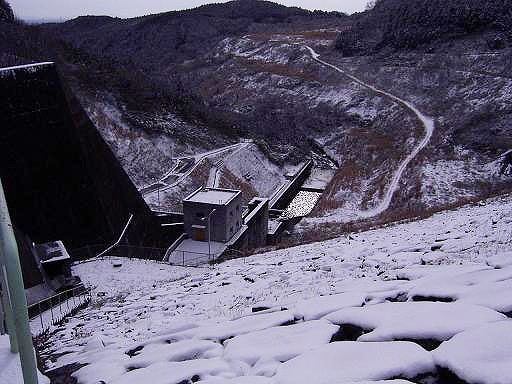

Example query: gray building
[183,187,243,243]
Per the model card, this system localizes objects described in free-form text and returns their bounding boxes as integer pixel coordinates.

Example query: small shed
[35,240,73,285]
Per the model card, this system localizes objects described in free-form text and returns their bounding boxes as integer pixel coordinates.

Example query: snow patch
[275,341,436,384]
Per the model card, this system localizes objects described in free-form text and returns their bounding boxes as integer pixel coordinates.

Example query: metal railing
[28,286,92,336]
[96,214,133,258]
[163,234,188,262]
[1,169,39,382]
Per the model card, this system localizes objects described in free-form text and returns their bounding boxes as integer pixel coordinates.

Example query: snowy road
[306,46,435,218]
[143,143,243,196]
[208,142,252,188]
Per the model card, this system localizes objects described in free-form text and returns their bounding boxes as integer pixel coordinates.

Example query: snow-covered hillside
[40,193,512,383]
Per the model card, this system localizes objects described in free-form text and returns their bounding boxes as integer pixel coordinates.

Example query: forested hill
[42,0,345,70]
[336,0,512,55]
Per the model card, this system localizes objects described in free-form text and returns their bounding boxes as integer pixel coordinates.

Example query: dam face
[0,63,180,263]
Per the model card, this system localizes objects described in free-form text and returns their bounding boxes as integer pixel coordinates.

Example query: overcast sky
[10,0,369,22]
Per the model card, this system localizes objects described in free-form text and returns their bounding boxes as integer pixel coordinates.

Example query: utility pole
[0,178,39,384]
[202,209,216,261]
[0,284,5,334]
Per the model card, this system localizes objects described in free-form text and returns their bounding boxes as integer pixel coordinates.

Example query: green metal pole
[0,264,18,351]
[0,282,4,334]
[0,178,39,384]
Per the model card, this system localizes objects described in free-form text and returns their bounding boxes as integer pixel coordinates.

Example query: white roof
[185,188,239,205]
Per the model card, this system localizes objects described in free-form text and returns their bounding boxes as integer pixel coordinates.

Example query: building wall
[224,194,243,241]
[244,198,269,249]
[183,194,243,243]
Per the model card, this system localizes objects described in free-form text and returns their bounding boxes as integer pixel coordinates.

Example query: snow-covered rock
[38,193,512,384]
[326,301,505,344]
[201,377,274,384]
[434,320,512,384]
[170,310,295,342]
[274,341,436,384]
[127,339,223,367]
[408,265,512,314]
[73,362,126,384]
[224,320,338,373]
[292,292,366,320]
[109,358,234,384]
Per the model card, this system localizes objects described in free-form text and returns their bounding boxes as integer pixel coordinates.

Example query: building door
[191,225,207,242]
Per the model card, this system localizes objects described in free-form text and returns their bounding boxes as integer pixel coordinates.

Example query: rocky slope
[37,192,512,384]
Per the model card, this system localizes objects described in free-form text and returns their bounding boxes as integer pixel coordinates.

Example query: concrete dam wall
[0,63,181,264]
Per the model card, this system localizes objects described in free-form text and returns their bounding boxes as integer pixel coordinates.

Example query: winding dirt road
[306,46,435,218]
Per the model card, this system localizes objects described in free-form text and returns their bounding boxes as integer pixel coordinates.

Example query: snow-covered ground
[41,193,512,383]
[0,336,49,384]
[421,151,509,208]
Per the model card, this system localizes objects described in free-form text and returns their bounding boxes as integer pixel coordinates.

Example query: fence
[167,250,218,267]
[71,244,219,268]
[71,244,167,263]
[28,286,92,336]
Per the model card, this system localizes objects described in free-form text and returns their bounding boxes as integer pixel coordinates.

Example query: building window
[236,205,240,211]
[230,226,233,233]
[230,210,233,217]
[236,221,240,227]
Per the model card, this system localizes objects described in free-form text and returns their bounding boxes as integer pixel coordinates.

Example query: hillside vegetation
[336,0,512,55]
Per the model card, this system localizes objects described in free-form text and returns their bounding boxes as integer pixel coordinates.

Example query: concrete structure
[183,188,243,243]
[220,198,270,260]
[170,239,227,266]
[270,160,313,210]
[0,63,183,265]
[35,241,78,290]
[242,198,269,250]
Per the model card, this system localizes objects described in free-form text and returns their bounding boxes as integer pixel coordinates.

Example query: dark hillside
[41,0,345,70]
[336,0,512,55]
[29,0,347,151]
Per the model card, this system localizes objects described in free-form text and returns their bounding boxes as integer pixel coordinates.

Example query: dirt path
[306,46,435,218]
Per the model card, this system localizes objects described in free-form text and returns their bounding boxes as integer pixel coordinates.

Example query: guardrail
[163,234,187,262]
[28,286,92,336]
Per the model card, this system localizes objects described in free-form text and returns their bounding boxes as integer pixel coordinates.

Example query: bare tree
[0,0,14,22]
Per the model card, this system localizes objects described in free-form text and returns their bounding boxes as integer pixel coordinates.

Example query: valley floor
[40,193,512,383]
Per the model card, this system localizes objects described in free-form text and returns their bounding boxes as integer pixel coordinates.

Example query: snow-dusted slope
[40,193,512,383]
